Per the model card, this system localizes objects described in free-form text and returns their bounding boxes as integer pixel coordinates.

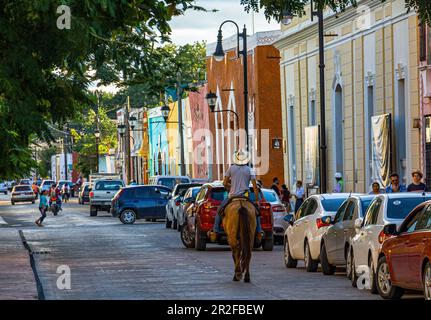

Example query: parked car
[177,187,202,232]
[89,179,125,216]
[181,182,274,251]
[111,185,172,224]
[78,182,91,205]
[350,193,431,292]
[320,195,375,276]
[40,179,56,194]
[376,200,431,300]
[262,188,290,244]
[11,185,35,205]
[19,179,31,185]
[165,183,203,230]
[149,175,191,190]
[283,193,359,272]
[0,182,8,195]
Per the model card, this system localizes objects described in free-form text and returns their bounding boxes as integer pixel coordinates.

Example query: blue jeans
[214,199,262,233]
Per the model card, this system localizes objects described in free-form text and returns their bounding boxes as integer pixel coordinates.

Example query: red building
[205,30,284,187]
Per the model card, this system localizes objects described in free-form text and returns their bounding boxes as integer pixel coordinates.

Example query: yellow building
[275,0,421,193]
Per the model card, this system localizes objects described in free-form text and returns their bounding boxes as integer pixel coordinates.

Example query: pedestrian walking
[281,184,292,212]
[369,181,382,195]
[35,190,48,227]
[293,180,305,214]
[271,177,280,196]
[407,169,427,192]
[385,173,407,193]
[333,172,344,193]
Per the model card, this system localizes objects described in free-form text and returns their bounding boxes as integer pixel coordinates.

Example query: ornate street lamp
[129,115,137,131]
[117,124,126,137]
[205,91,217,112]
[161,104,170,122]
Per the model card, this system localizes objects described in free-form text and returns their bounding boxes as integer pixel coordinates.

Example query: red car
[181,182,274,251]
[376,200,431,300]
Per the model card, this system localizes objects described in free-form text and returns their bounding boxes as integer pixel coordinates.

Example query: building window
[420,23,427,62]
[334,84,344,174]
[287,102,297,186]
[367,85,374,184]
[309,99,316,126]
[396,79,407,184]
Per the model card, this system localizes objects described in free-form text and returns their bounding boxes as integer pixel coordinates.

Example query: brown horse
[223,199,257,282]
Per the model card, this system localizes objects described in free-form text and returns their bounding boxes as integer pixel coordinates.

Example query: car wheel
[172,217,178,230]
[424,262,431,301]
[284,238,297,268]
[376,255,404,299]
[320,243,336,275]
[120,209,136,225]
[350,249,358,287]
[11,201,14,205]
[195,223,206,251]
[261,233,274,251]
[90,205,98,217]
[346,246,352,280]
[304,240,318,272]
[369,255,378,294]
[32,200,35,204]
[180,224,195,248]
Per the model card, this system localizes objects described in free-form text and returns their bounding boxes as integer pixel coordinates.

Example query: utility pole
[177,72,186,176]
[242,24,249,152]
[125,96,132,184]
[63,125,68,180]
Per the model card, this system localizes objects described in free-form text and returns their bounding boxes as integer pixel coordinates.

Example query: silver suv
[89,179,125,216]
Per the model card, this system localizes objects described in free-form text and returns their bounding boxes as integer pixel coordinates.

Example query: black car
[111,185,172,224]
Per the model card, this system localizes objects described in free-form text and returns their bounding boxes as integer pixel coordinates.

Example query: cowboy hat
[233,149,250,166]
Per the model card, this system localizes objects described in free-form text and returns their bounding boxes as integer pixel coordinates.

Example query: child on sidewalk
[35,190,48,227]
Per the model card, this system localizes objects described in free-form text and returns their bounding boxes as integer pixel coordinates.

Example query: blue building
[147,107,169,176]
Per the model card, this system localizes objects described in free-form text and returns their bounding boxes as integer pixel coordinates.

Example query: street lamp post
[212,20,249,151]
[311,0,327,193]
[95,128,100,173]
[205,91,240,149]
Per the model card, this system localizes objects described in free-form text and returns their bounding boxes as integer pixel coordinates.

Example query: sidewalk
[0,229,38,300]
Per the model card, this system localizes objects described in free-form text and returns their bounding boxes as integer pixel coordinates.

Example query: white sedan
[284,193,359,272]
[349,192,431,292]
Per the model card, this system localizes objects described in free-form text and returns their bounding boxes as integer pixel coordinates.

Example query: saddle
[219,196,260,218]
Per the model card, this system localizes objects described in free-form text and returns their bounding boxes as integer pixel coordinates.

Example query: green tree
[70,107,117,177]
[240,0,431,24]
[0,0,205,178]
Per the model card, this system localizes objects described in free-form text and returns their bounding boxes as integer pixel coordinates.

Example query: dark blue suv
[111,185,172,224]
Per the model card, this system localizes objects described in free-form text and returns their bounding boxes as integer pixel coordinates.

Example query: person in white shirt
[293,180,305,213]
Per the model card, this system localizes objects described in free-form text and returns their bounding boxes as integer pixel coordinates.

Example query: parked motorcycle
[49,202,60,216]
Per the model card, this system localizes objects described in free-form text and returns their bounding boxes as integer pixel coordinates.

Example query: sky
[169,0,279,46]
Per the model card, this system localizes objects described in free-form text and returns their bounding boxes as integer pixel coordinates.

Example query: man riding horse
[208,149,264,242]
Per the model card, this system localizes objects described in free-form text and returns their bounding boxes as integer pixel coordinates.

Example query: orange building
[206,30,284,187]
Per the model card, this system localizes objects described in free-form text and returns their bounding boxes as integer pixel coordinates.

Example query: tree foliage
[70,106,117,177]
[240,0,431,24]
[0,0,202,178]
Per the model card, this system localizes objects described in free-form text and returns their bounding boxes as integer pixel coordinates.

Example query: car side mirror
[354,218,363,231]
[383,224,398,236]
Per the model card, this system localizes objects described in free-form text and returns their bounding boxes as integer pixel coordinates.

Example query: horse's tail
[238,203,251,271]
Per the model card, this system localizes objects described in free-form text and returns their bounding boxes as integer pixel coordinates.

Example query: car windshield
[321,198,348,212]
[95,181,123,191]
[262,190,279,203]
[175,184,201,197]
[211,189,228,201]
[387,196,431,219]
[43,181,54,186]
[360,199,374,217]
[15,186,31,192]
[191,188,201,198]
[159,178,189,189]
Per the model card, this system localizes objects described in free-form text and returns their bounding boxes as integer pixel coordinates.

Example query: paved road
[0,194,386,299]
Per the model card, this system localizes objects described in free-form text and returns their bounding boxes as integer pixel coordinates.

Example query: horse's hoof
[244,277,250,283]
[233,276,240,282]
